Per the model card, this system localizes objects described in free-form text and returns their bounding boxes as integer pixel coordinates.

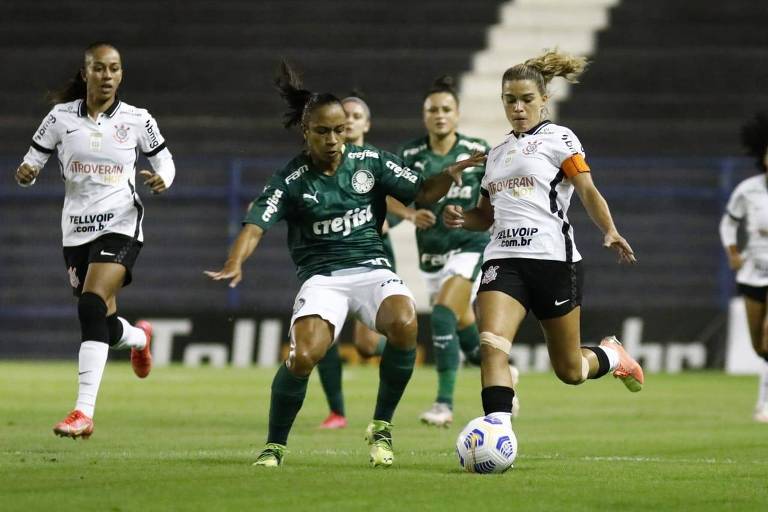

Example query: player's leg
[741,288,768,421]
[316,341,347,429]
[457,301,481,364]
[354,319,386,357]
[54,261,125,439]
[420,275,472,427]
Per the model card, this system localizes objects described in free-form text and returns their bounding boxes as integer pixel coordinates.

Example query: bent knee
[553,365,585,385]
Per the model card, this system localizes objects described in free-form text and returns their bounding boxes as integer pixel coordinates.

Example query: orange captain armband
[560,154,591,178]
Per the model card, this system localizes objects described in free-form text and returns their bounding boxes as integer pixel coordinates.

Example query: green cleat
[365,420,394,468]
[252,443,286,467]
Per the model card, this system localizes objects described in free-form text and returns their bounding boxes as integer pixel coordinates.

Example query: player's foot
[419,402,453,427]
[600,335,644,392]
[754,404,768,423]
[365,420,394,468]
[252,443,286,467]
[319,412,348,429]
[131,320,153,378]
[53,409,93,439]
[509,365,521,418]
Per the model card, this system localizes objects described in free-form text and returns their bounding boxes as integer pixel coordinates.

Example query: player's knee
[380,310,417,349]
[289,346,320,376]
[552,361,585,385]
[77,292,108,343]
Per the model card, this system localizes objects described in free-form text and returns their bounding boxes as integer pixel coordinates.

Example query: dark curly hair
[423,75,459,106]
[740,113,768,171]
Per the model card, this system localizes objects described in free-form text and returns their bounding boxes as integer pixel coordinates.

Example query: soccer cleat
[252,443,286,467]
[509,365,521,418]
[600,336,644,392]
[419,402,453,427]
[365,420,394,468]
[754,404,768,423]
[319,412,348,429]
[53,409,94,439]
[131,320,153,378]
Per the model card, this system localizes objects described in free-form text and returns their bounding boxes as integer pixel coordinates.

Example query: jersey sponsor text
[261,189,284,222]
[312,205,373,237]
[385,160,418,183]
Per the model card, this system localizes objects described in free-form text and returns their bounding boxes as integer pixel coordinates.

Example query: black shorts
[477,258,584,320]
[738,283,768,303]
[62,233,143,297]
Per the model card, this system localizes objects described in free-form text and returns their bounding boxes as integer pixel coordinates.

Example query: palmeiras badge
[351,169,375,193]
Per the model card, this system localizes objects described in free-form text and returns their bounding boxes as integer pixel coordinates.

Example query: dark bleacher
[0,0,504,157]
[558,0,768,157]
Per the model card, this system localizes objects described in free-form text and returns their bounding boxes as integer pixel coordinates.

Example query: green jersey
[399,133,491,272]
[244,144,421,283]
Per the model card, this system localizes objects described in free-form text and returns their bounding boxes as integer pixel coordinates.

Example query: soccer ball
[455,414,517,473]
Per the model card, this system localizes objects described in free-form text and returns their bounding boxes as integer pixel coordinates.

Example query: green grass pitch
[1,362,767,511]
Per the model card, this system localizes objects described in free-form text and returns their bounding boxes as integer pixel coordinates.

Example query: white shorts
[420,251,483,305]
[290,268,415,342]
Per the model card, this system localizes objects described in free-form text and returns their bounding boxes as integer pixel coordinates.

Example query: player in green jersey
[395,76,519,427]
[316,93,389,430]
[206,62,484,468]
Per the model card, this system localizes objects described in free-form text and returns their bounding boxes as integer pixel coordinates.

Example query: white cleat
[754,404,768,423]
[419,402,453,427]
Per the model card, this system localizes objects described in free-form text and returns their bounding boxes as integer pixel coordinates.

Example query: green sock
[317,344,345,415]
[267,363,309,446]
[458,323,482,365]
[373,336,386,356]
[373,342,416,422]
[432,304,459,406]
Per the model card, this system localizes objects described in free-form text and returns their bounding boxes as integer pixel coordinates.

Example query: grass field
[1,362,767,511]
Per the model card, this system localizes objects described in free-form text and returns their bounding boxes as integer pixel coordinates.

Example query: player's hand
[443,152,486,186]
[727,251,743,271]
[443,205,464,229]
[15,163,39,186]
[139,170,167,194]
[408,209,436,229]
[604,231,636,264]
[204,261,243,288]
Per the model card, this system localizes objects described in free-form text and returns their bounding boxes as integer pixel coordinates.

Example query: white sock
[112,317,147,350]
[75,341,109,418]
[757,362,768,410]
[599,346,620,372]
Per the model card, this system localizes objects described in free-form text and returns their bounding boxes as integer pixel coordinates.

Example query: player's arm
[443,194,494,231]
[571,171,636,264]
[719,213,743,270]
[204,224,264,288]
[138,111,175,194]
[385,196,436,230]
[414,152,486,205]
[17,110,60,187]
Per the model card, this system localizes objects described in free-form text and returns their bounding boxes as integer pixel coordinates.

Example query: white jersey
[22,99,175,247]
[720,174,768,286]
[481,121,590,263]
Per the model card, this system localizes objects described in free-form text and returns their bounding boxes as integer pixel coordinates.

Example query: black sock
[481,386,515,415]
[267,363,309,446]
[106,313,122,346]
[582,346,610,379]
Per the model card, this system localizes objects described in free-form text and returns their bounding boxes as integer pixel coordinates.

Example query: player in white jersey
[443,50,644,422]
[719,113,768,422]
[14,42,175,439]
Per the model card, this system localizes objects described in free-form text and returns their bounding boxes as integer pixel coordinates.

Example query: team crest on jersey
[113,124,130,143]
[351,169,375,194]
[522,140,543,155]
[481,265,499,285]
[67,266,80,289]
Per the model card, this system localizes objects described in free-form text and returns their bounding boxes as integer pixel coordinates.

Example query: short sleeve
[375,150,422,205]
[24,108,61,169]
[243,174,289,231]
[555,128,590,179]
[138,110,168,157]
[725,183,746,220]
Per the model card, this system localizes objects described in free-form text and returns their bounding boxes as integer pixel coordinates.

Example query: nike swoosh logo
[66,129,80,134]
[554,299,570,306]
[78,371,91,375]
[100,250,115,256]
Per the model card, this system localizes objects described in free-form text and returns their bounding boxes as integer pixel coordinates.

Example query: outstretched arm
[443,195,494,231]
[414,153,486,206]
[385,196,436,230]
[204,223,265,287]
[572,172,636,264]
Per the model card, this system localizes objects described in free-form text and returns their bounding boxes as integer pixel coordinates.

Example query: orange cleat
[600,336,644,392]
[319,412,348,429]
[53,410,94,439]
[131,320,153,378]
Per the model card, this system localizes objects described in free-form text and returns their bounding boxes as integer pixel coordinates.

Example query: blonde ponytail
[503,49,589,95]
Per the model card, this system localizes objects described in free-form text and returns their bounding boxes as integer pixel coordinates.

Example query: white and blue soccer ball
[455,414,517,473]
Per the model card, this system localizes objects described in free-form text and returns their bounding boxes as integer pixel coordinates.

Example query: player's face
[304,103,347,168]
[423,92,459,138]
[82,46,122,103]
[342,100,370,145]
[502,79,547,134]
